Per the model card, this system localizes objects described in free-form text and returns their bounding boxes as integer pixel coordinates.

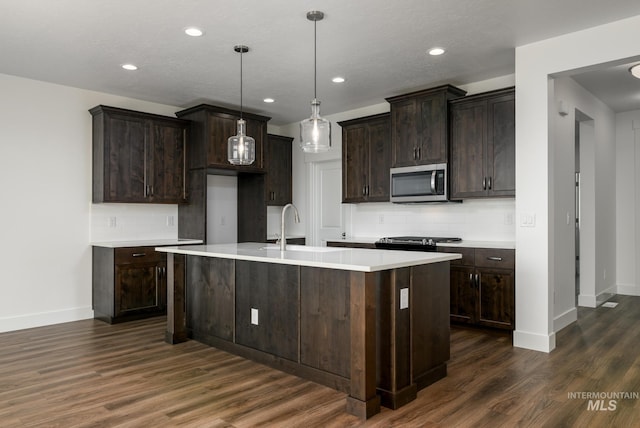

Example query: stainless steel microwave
[390,163,448,203]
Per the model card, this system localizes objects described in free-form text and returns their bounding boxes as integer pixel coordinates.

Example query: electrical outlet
[504,213,514,225]
[379,214,384,224]
[520,212,536,227]
[166,215,175,227]
[221,216,226,226]
[400,288,409,309]
[108,216,117,228]
[251,308,259,325]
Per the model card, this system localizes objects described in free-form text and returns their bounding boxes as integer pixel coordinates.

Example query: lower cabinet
[92,246,167,323]
[440,247,515,330]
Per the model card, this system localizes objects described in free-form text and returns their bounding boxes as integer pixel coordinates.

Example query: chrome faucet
[280,203,300,251]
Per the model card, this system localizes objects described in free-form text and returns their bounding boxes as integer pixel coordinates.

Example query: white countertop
[156,242,462,273]
[92,238,203,248]
[327,237,515,250]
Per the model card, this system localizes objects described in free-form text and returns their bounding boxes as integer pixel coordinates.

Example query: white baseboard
[513,329,556,352]
[617,283,640,296]
[554,307,577,332]
[578,294,596,308]
[0,307,94,333]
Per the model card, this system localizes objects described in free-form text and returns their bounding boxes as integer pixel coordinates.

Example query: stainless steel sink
[258,244,343,253]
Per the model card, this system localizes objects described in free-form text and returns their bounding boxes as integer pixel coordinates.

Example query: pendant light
[228,45,256,165]
[300,10,331,153]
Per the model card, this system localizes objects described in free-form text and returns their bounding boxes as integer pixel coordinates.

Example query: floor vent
[602,302,619,308]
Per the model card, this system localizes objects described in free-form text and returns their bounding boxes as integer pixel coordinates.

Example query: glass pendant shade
[227,44,255,165]
[300,99,331,153]
[300,10,331,153]
[227,119,255,165]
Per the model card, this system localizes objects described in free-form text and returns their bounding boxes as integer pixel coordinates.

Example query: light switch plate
[400,288,409,310]
[251,308,259,325]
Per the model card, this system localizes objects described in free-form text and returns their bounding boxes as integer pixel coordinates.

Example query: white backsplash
[91,203,178,243]
[346,199,516,241]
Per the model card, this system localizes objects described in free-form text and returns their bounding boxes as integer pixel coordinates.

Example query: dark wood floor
[1,296,639,427]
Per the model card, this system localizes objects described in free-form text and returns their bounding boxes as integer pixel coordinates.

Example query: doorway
[308,159,343,246]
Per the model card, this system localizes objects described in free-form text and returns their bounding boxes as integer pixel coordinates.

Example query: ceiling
[2,0,640,125]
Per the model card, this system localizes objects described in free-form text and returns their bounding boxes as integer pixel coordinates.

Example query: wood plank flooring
[1,296,639,427]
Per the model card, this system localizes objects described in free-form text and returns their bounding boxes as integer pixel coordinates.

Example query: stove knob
[427,238,435,246]
[422,238,428,246]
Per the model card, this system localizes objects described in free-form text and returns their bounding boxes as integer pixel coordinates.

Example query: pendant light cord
[313,19,317,100]
[240,47,243,119]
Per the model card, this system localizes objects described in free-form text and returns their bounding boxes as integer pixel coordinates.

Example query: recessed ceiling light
[185,27,204,37]
[630,64,640,79]
[121,64,138,71]
[332,76,346,83]
[263,98,275,103]
[428,47,446,56]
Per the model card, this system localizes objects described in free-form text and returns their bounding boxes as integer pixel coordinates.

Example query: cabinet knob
[132,253,147,257]
[482,177,487,190]
[487,256,503,262]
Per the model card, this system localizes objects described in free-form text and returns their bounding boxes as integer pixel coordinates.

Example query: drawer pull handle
[132,253,147,257]
[487,256,503,262]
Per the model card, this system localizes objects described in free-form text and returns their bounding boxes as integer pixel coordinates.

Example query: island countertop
[156,242,461,272]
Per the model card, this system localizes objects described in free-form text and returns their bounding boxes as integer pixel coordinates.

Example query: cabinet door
[150,120,187,203]
[450,266,476,324]
[104,113,148,202]
[207,114,237,167]
[418,92,448,164]
[265,134,293,206]
[114,262,163,317]
[487,94,515,197]
[367,117,392,201]
[450,99,487,199]
[391,98,419,167]
[477,267,515,330]
[342,124,369,202]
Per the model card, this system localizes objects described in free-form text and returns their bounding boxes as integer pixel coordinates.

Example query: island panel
[235,260,299,361]
[300,267,351,378]
[186,256,235,341]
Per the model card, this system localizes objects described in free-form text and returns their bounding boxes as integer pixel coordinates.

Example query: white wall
[515,14,640,352]
[0,73,181,332]
[551,76,616,332]
[206,175,238,244]
[616,110,640,296]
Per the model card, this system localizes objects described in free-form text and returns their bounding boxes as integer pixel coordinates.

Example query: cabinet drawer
[115,247,165,264]
[439,247,474,266]
[474,248,515,269]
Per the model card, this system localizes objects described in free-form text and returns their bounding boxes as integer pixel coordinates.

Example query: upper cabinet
[91,105,189,204]
[175,104,270,172]
[338,113,391,203]
[265,134,293,206]
[449,87,515,199]
[386,85,466,167]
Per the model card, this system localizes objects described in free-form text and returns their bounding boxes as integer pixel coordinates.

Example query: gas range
[374,236,462,252]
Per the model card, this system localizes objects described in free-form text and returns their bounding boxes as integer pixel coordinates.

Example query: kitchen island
[156,243,461,419]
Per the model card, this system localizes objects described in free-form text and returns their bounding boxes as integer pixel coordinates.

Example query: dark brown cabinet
[338,113,392,203]
[175,104,269,171]
[440,246,515,330]
[92,246,167,323]
[91,105,188,204]
[386,85,466,167]
[176,104,271,243]
[449,87,515,199]
[265,134,293,206]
